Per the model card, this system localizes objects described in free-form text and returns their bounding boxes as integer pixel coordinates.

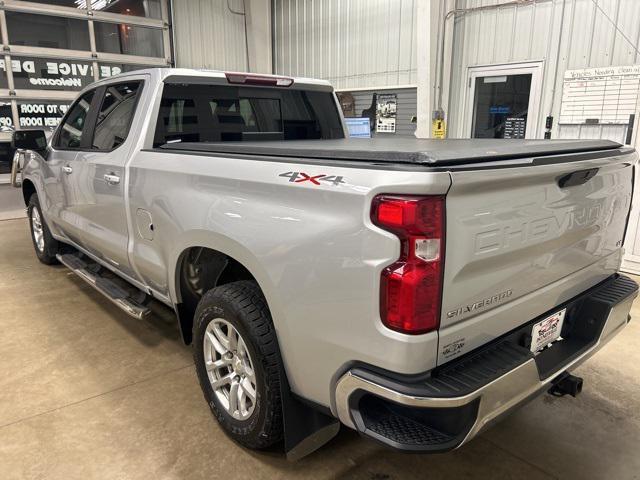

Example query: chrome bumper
[335,285,636,450]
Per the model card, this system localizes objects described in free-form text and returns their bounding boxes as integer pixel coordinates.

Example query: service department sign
[0,59,123,91]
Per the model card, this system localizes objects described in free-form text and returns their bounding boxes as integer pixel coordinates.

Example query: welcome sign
[0,59,124,90]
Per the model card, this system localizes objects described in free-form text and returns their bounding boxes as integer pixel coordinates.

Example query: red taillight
[224,72,294,87]
[371,195,445,334]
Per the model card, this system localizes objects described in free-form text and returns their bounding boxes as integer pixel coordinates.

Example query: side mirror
[12,129,47,152]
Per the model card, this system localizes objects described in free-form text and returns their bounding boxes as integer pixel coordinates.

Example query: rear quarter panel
[126,150,451,408]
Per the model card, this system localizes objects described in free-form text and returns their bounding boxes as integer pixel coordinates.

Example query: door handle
[557,168,599,188]
[62,165,73,175]
[104,173,121,185]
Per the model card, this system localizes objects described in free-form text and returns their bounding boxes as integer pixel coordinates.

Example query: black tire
[193,280,284,449]
[27,193,59,265]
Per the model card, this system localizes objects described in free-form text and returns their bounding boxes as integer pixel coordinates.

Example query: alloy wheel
[203,318,258,420]
[31,207,45,253]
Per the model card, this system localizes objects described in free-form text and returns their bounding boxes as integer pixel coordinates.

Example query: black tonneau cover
[159,137,623,166]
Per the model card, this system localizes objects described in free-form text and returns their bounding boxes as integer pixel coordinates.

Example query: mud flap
[279,367,340,461]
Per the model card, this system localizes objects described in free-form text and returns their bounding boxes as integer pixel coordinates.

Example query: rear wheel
[193,280,284,449]
[27,193,59,265]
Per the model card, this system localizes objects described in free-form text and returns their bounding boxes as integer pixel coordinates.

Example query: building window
[0,102,12,129]
[18,100,70,129]
[0,65,7,89]
[5,12,91,51]
[94,22,164,57]
[97,63,157,79]
[0,102,12,175]
[91,0,163,19]
[0,0,170,133]
[17,0,85,7]
[10,57,95,91]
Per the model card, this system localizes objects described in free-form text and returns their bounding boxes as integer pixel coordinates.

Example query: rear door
[63,80,144,281]
[438,149,635,362]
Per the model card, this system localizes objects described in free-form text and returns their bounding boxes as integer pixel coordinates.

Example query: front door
[466,62,543,139]
[50,88,98,243]
[64,80,144,281]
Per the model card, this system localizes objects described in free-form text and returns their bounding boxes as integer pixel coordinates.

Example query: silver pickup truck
[10,68,639,459]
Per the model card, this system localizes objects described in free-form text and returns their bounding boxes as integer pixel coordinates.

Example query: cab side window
[56,90,95,149]
[92,82,142,150]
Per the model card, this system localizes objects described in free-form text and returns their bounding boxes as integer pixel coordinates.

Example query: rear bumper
[334,274,638,452]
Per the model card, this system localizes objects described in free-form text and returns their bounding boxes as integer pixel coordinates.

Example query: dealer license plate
[530,308,566,353]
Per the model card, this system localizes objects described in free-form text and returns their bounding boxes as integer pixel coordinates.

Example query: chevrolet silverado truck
[10,68,639,459]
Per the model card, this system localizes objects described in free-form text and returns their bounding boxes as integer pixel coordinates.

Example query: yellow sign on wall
[432,119,446,139]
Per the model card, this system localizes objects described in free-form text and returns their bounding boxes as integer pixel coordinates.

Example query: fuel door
[136,208,154,241]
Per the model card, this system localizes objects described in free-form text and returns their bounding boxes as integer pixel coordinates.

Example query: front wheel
[27,193,59,265]
[193,280,284,449]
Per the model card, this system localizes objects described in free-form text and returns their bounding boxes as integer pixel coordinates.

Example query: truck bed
[159,137,623,167]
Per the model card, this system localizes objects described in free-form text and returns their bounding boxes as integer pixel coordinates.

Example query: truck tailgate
[438,148,636,364]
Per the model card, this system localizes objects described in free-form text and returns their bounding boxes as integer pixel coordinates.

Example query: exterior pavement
[1,217,639,480]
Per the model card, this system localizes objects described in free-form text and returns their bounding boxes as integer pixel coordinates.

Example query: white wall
[447,0,640,140]
[172,0,273,73]
[172,0,249,71]
[272,0,418,89]
[246,0,273,73]
[271,0,640,142]
[445,0,640,274]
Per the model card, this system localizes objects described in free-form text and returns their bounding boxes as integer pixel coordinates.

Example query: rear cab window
[153,83,344,146]
[91,82,142,151]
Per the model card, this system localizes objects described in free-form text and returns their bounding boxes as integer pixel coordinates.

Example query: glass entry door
[466,63,542,139]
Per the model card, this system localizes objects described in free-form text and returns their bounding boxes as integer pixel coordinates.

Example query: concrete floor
[1,217,640,480]
[0,185,26,220]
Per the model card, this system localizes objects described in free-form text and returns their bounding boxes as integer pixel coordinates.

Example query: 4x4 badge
[279,171,346,186]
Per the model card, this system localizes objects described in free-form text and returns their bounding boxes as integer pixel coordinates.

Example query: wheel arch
[21,178,36,206]
[168,231,283,346]
[168,232,340,458]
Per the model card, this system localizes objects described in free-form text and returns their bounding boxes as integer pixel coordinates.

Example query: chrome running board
[57,253,151,320]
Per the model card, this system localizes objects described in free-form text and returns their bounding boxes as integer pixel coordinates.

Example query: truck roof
[96,67,333,90]
[161,137,625,167]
